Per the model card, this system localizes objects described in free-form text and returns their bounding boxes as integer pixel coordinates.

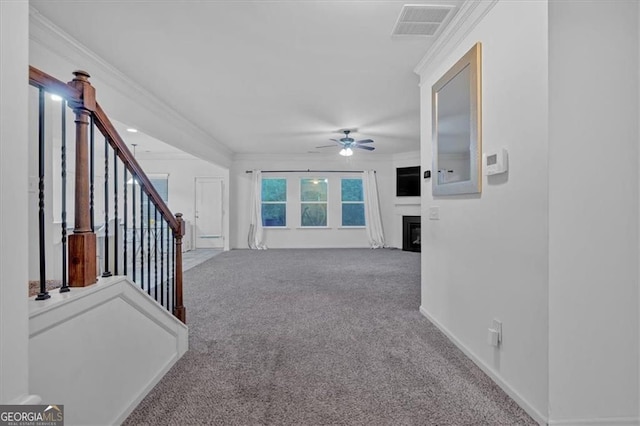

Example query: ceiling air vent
[392,4,456,37]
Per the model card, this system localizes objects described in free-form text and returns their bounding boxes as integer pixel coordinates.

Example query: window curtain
[363,170,385,248]
[248,170,267,249]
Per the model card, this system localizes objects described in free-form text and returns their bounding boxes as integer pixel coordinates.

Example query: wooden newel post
[67,70,97,286]
[173,213,186,323]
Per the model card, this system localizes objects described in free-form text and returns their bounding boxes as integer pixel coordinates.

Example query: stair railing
[28,67,186,323]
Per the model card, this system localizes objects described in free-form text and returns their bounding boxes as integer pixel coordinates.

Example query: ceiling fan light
[340,147,353,157]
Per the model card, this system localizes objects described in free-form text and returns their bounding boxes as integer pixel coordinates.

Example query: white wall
[418,1,549,422]
[0,0,33,404]
[136,155,230,251]
[28,11,232,168]
[29,277,187,426]
[548,1,639,423]
[230,154,395,249]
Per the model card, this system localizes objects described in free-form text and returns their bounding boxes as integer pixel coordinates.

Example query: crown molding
[413,0,499,80]
[28,7,234,166]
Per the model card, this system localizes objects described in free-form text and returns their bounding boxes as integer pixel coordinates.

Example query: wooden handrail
[93,105,180,232]
[28,65,187,323]
[29,66,82,104]
[28,66,180,234]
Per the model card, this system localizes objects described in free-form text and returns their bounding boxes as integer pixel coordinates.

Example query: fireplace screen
[402,216,421,252]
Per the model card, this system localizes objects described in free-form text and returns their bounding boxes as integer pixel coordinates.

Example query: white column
[0,0,32,404]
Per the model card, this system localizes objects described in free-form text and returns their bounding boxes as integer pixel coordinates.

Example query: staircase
[27,66,189,425]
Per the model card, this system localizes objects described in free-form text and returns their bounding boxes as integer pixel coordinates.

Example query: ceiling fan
[316,130,375,156]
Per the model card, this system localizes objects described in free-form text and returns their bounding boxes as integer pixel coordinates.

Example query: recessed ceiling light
[50,94,62,101]
[126,128,138,133]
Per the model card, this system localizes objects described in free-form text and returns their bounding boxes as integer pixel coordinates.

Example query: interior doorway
[194,177,224,249]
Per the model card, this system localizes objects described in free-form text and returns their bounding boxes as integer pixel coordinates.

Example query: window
[262,178,286,227]
[142,174,169,226]
[300,178,327,227]
[341,178,365,226]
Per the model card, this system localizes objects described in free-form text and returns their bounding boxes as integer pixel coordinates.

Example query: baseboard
[548,417,640,426]
[10,394,42,405]
[419,306,549,425]
[111,354,181,425]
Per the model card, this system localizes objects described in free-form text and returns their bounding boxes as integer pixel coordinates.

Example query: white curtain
[363,170,385,248]
[248,170,267,249]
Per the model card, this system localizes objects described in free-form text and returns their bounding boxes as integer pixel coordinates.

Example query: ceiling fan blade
[355,139,374,144]
[315,145,338,148]
[355,145,375,151]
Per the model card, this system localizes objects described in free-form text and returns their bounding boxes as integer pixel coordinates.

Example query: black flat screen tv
[396,166,420,197]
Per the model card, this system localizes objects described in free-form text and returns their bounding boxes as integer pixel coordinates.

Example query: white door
[194,177,224,249]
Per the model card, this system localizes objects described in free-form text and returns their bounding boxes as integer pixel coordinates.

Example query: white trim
[548,418,640,426]
[296,227,332,230]
[394,200,421,207]
[29,276,187,340]
[28,7,233,166]
[10,395,42,405]
[414,0,499,80]
[419,306,548,426]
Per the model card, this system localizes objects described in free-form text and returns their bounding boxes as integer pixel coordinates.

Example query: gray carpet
[124,249,535,426]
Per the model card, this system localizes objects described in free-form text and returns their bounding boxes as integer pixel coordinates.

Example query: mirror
[432,42,482,196]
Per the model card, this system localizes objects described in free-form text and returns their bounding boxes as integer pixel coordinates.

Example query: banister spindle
[35,88,49,301]
[154,206,158,300]
[113,148,119,275]
[173,213,185,323]
[102,136,112,278]
[60,99,69,293]
[90,116,95,232]
[140,190,145,291]
[123,167,128,276]
[147,196,151,295]
[170,232,174,313]
[132,176,137,283]
[166,218,171,311]
[67,70,97,286]
[160,218,164,308]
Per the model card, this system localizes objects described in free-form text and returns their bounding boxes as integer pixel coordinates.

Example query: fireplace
[402,216,421,252]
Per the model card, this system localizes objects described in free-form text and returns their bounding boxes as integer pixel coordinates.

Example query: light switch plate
[429,206,439,220]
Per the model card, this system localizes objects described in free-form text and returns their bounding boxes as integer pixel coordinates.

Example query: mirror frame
[432,42,482,196]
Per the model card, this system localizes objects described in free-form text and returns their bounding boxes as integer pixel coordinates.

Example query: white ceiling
[111,119,197,160]
[31,0,464,159]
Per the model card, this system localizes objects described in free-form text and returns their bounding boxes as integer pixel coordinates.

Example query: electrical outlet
[488,328,500,347]
[492,319,502,345]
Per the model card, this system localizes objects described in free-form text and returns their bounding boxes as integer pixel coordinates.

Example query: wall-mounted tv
[396,166,421,197]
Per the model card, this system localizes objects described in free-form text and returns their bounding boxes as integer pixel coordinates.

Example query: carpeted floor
[124,249,535,426]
